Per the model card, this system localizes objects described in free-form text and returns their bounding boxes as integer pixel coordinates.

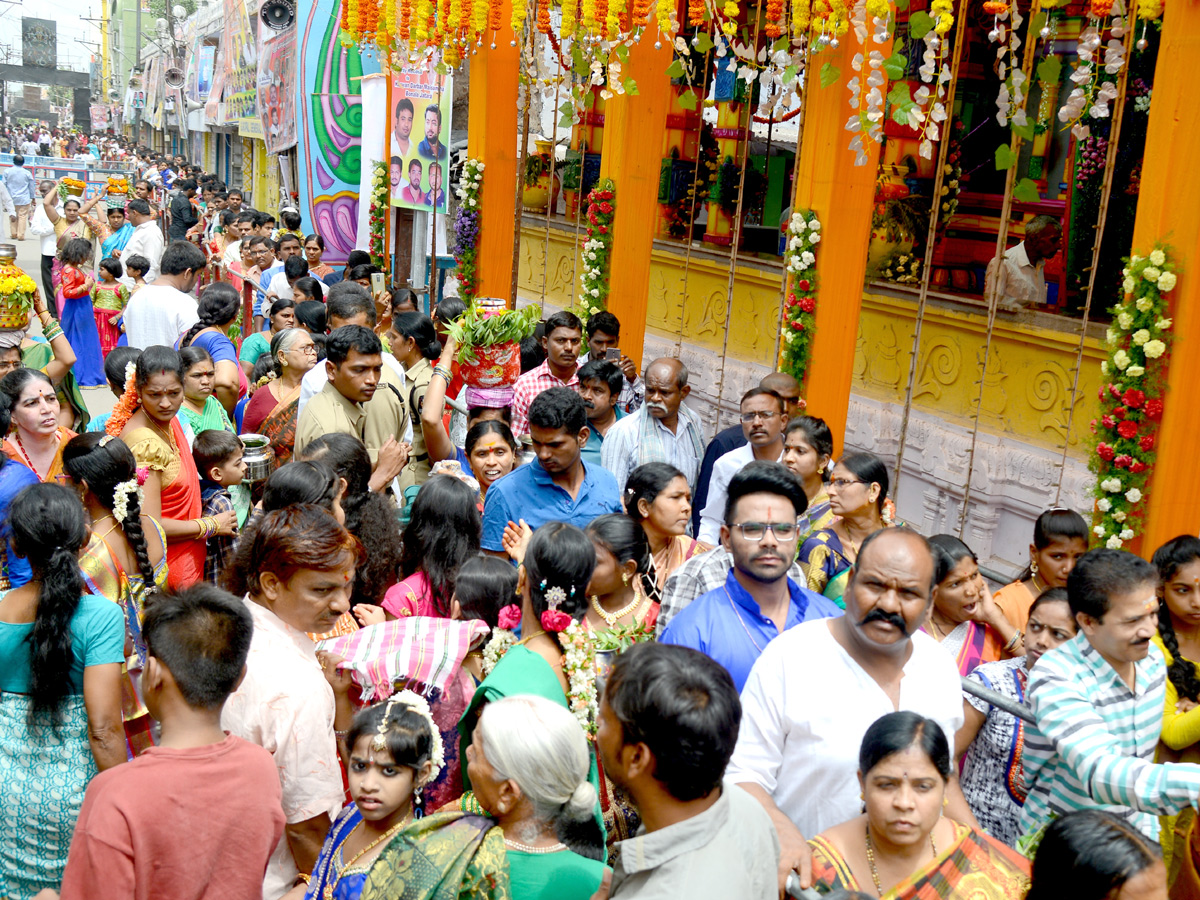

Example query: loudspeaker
[185,98,205,112]
[260,0,296,30]
[164,66,185,88]
[108,88,121,101]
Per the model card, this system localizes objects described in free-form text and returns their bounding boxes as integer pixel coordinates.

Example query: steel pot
[240,434,275,483]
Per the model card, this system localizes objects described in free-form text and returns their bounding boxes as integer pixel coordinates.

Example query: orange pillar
[792,41,891,445]
[597,37,674,370]
[466,0,520,302]
[1130,2,1200,550]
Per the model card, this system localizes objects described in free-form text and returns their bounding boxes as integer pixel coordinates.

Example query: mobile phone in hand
[605,347,621,361]
[370,272,386,294]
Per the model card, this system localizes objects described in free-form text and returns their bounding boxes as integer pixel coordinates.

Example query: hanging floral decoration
[1057,4,1127,141]
[559,622,599,736]
[368,161,389,270]
[452,158,484,304]
[779,210,821,387]
[1089,245,1177,550]
[576,179,615,323]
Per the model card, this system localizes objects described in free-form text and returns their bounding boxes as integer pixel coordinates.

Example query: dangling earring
[621,572,629,586]
[1030,559,1039,576]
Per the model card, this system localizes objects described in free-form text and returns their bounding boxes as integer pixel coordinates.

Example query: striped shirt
[1021,631,1200,840]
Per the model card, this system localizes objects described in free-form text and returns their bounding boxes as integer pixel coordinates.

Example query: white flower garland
[559,622,599,737]
[384,689,447,785]
[480,628,517,677]
[112,477,141,524]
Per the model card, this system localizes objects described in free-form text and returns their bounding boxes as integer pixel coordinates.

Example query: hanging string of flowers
[452,158,485,304]
[368,161,389,270]
[779,210,822,387]
[1057,4,1126,140]
[576,180,616,323]
[1089,245,1177,550]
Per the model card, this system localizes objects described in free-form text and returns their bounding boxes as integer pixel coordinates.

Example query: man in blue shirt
[661,460,841,690]
[3,155,38,241]
[578,358,624,474]
[482,386,621,554]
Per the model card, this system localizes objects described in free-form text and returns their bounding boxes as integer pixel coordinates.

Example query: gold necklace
[590,588,642,627]
[865,823,937,896]
[330,816,410,895]
[515,629,546,647]
[145,416,177,450]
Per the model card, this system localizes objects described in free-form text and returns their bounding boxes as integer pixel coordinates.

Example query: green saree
[360,810,510,900]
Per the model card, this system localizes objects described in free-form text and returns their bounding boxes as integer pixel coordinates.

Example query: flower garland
[1089,245,1176,549]
[559,621,599,736]
[107,362,141,437]
[779,210,821,387]
[368,161,389,270]
[452,158,484,304]
[577,179,615,323]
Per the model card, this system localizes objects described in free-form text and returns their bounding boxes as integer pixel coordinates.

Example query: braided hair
[1153,535,1200,703]
[180,282,241,349]
[10,484,90,726]
[62,433,160,597]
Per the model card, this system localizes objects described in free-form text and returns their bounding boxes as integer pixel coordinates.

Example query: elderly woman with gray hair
[465,694,609,899]
[240,327,319,466]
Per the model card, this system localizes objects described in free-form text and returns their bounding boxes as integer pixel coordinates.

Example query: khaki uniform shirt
[364,362,410,466]
[398,356,433,494]
[294,381,366,457]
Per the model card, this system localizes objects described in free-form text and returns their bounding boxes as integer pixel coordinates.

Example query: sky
[0,0,104,74]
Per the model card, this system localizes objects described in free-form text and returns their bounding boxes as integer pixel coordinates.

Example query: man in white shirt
[696,388,787,545]
[984,214,1062,310]
[123,241,205,349]
[727,528,968,891]
[19,138,39,157]
[120,199,166,282]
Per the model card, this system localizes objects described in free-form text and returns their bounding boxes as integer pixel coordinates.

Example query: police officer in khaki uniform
[295,325,383,457]
[387,312,442,495]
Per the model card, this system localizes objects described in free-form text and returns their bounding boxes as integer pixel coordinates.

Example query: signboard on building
[21,18,56,69]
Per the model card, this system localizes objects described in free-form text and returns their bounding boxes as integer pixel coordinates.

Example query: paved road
[2,231,117,421]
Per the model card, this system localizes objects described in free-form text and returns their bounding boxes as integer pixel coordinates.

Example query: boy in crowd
[193,430,249,585]
[49,585,285,900]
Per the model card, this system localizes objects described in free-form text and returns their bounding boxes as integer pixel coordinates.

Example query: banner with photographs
[257,27,297,153]
[388,66,451,215]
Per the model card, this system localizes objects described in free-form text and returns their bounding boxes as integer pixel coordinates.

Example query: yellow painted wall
[518,224,1103,457]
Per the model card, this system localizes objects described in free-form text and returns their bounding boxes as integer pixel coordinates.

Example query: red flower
[791,320,803,331]
[1101,415,1116,429]
[598,226,608,234]
[1108,383,1122,399]
[1139,434,1155,452]
[1113,407,1127,420]
[598,202,613,214]
[1122,389,1146,409]
[1097,443,1115,461]
[1130,461,1148,473]
[1146,398,1164,421]
[1114,454,1132,469]
[497,604,522,630]
[1117,420,1139,440]
[797,279,811,292]
[799,296,816,313]
[540,609,573,633]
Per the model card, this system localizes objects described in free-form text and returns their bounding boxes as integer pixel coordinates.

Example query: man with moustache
[660,462,841,692]
[601,357,706,494]
[727,528,967,892]
[696,388,788,545]
[509,310,584,438]
[1020,548,1200,842]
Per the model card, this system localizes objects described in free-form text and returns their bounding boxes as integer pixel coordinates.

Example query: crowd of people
[0,138,1193,900]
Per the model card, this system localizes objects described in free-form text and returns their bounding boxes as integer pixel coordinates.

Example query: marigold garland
[779,210,822,388]
[106,363,141,437]
[1089,245,1177,550]
[791,0,811,35]
[764,0,784,37]
[688,0,706,27]
[576,180,616,323]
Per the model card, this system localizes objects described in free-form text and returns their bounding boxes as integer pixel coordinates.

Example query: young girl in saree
[295,693,508,900]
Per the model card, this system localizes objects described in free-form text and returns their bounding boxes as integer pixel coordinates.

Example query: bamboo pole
[711,0,764,438]
[1052,21,1135,506]
[540,42,562,315]
[958,0,1043,539]
[673,48,714,358]
[891,0,970,495]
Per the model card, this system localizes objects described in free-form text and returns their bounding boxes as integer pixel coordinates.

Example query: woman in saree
[0,484,125,898]
[808,711,1030,900]
[955,588,1077,848]
[922,535,1020,676]
[62,432,169,759]
[465,696,608,899]
[239,298,296,377]
[240,328,318,466]
[798,451,891,608]
[1,368,76,482]
[298,694,500,900]
[459,522,606,857]
[178,346,235,439]
[782,415,836,541]
[623,463,708,603]
[304,234,337,284]
[109,346,236,590]
[43,185,106,270]
[178,283,247,416]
